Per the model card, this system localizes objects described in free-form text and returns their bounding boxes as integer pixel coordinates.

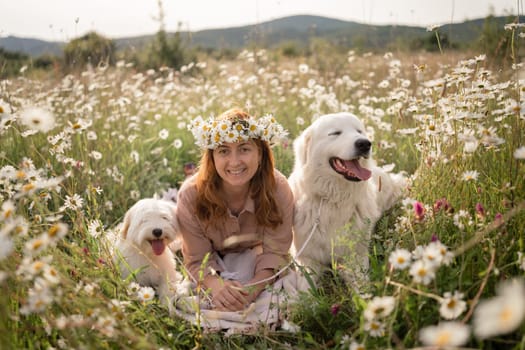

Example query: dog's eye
[328,130,342,136]
[161,216,169,221]
[357,130,363,134]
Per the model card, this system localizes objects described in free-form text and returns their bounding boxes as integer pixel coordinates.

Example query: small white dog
[115,198,182,303]
[289,112,406,285]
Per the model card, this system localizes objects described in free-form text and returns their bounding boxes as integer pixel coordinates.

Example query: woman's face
[212,140,261,191]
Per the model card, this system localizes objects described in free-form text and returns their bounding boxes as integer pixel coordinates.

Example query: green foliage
[0,48,29,78]
[475,15,515,65]
[144,28,189,70]
[410,31,458,52]
[63,31,116,70]
[278,41,305,57]
[130,0,194,71]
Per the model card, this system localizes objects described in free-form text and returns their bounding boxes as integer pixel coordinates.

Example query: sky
[0,0,519,42]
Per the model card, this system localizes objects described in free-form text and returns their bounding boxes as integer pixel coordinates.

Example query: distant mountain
[116,14,516,52]
[1,14,517,57]
[114,15,428,52]
[0,36,63,57]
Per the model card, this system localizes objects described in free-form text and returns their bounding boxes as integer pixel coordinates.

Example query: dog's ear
[121,210,131,239]
[294,128,312,167]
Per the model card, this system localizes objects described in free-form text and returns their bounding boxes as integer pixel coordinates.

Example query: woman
[177,108,293,312]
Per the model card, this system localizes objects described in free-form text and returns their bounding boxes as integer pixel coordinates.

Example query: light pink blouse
[176,170,294,281]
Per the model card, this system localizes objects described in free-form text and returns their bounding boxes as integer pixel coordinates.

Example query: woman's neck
[221,183,250,214]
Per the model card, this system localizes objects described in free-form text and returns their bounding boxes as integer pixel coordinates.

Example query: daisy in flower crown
[177,108,294,312]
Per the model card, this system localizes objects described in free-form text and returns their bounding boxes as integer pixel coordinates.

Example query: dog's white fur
[289,112,405,284]
[115,198,182,302]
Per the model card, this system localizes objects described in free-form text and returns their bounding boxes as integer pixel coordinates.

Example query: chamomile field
[1,43,524,349]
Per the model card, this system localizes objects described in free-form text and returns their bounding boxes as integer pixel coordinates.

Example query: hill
[0,14,517,57]
[0,36,63,57]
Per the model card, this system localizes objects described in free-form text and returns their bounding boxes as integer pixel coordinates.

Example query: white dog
[289,112,405,285]
[115,198,182,303]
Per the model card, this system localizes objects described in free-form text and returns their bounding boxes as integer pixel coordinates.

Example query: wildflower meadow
[1,30,525,349]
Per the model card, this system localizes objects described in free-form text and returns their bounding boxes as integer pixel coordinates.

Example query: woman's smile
[213,141,261,189]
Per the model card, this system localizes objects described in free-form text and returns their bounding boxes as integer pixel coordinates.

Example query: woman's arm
[243,268,276,304]
[177,184,223,281]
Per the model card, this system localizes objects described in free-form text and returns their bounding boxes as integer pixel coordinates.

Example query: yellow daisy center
[436,331,451,346]
[500,307,513,324]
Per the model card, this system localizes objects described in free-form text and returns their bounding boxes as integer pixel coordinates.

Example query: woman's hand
[204,275,248,311]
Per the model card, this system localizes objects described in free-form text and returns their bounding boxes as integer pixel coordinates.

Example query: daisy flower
[409,260,436,285]
[473,279,525,339]
[173,139,183,149]
[0,102,15,134]
[298,63,309,74]
[83,282,98,296]
[24,236,50,256]
[514,146,525,159]
[0,200,16,221]
[19,107,56,133]
[127,282,141,296]
[0,100,12,117]
[43,265,60,285]
[419,322,470,347]
[130,151,140,164]
[461,170,479,182]
[89,151,102,160]
[20,282,54,315]
[427,241,454,265]
[364,296,396,320]
[45,222,68,242]
[95,315,116,337]
[0,235,14,260]
[137,286,156,302]
[464,140,479,153]
[158,128,169,140]
[349,341,366,350]
[60,194,84,211]
[9,217,29,236]
[130,190,140,200]
[87,131,98,140]
[88,220,104,238]
[108,299,130,314]
[224,129,240,143]
[281,319,301,333]
[389,248,412,270]
[426,24,442,31]
[439,291,467,319]
[364,319,385,337]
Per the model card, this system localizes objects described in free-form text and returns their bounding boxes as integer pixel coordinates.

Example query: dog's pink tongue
[151,239,166,256]
[344,159,372,180]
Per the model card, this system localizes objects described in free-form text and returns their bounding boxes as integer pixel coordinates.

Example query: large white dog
[289,112,405,285]
[115,198,182,303]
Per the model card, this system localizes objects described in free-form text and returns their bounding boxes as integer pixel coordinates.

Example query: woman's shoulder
[178,175,198,202]
[273,169,288,185]
[273,169,293,195]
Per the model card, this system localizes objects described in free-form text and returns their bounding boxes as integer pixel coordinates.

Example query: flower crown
[188,114,288,149]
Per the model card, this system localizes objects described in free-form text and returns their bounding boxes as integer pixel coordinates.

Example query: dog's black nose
[152,228,163,237]
[355,138,371,154]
